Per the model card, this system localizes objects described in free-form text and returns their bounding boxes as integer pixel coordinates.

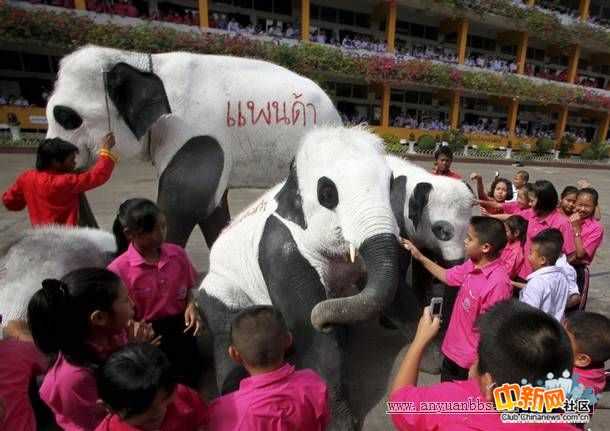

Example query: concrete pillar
[449,91,460,129]
[507,99,519,139]
[385,0,397,53]
[300,0,310,43]
[381,83,391,128]
[579,0,591,21]
[567,45,581,84]
[555,107,569,148]
[457,18,469,65]
[516,32,528,75]
[74,0,86,10]
[198,0,209,28]
[597,113,610,142]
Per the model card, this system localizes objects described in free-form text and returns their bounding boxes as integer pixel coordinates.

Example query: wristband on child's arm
[99,148,119,164]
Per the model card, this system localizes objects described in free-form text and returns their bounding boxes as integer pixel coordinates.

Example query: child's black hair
[564,312,610,365]
[434,145,453,161]
[560,185,578,199]
[577,187,599,207]
[230,305,289,368]
[488,177,514,201]
[531,228,562,265]
[27,268,122,367]
[97,343,177,419]
[532,180,559,214]
[505,215,528,246]
[112,198,162,255]
[470,216,507,258]
[36,138,79,171]
[477,300,573,386]
[516,170,529,183]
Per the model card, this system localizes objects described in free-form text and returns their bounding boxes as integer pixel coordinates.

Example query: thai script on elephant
[226,94,318,127]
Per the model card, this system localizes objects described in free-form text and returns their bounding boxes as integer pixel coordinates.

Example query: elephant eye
[317,176,338,210]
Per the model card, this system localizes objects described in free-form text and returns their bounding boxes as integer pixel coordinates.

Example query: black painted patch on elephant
[53,105,83,130]
[158,136,224,245]
[390,175,407,236]
[409,182,432,230]
[274,160,307,229]
[106,62,171,139]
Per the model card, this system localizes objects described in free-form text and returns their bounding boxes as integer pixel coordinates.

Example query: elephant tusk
[349,243,356,264]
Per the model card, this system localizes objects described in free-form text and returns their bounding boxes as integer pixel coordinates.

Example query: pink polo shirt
[501,201,521,214]
[207,363,329,431]
[519,209,576,278]
[108,243,198,322]
[577,217,604,265]
[442,258,512,369]
[500,240,524,279]
[39,353,106,431]
[389,378,579,430]
[574,367,606,395]
[0,339,47,431]
[94,384,208,431]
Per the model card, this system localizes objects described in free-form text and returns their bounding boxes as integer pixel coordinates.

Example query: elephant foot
[418,339,442,375]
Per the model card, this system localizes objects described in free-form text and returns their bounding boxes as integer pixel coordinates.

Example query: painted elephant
[198,126,400,430]
[45,45,341,247]
[0,226,116,322]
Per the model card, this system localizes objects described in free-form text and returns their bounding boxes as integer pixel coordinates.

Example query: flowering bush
[1,4,610,112]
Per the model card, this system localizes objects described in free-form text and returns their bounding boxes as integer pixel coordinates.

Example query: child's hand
[184,302,203,336]
[569,213,583,231]
[101,132,116,150]
[400,238,423,261]
[127,320,161,346]
[413,306,441,346]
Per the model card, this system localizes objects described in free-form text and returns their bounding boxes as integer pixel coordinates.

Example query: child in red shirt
[2,133,118,226]
[563,311,610,396]
[390,300,578,431]
[108,198,202,388]
[95,343,208,431]
[500,215,527,280]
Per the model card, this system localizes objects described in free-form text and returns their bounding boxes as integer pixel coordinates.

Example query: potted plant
[7,113,21,142]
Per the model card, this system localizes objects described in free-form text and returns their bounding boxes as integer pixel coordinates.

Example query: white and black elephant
[198,126,400,430]
[0,226,116,322]
[45,45,341,247]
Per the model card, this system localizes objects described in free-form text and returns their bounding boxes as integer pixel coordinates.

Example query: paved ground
[1,154,609,430]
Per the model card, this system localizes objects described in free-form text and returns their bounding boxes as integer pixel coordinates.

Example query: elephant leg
[198,189,230,249]
[157,135,226,248]
[259,216,355,430]
[197,290,248,395]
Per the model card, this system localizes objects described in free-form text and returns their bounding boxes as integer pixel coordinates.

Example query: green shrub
[533,137,554,154]
[382,133,403,155]
[581,140,610,160]
[475,142,495,154]
[0,137,42,147]
[417,134,436,151]
[558,135,575,158]
[440,128,468,152]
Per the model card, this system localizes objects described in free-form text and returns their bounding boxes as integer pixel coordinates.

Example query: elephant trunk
[310,233,399,332]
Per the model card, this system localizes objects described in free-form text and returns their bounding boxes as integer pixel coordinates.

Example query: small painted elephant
[45,45,341,248]
[198,126,400,430]
[0,226,116,322]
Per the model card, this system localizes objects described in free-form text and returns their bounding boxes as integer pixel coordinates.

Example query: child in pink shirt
[389,300,578,431]
[500,215,527,280]
[470,173,513,215]
[518,180,575,279]
[563,311,610,396]
[480,183,533,218]
[28,268,154,431]
[401,216,512,382]
[569,188,604,265]
[0,329,48,431]
[558,186,578,218]
[207,306,330,431]
[95,343,208,431]
[108,198,202,388]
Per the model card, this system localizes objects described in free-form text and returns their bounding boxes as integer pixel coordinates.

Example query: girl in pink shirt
[389,300,578,431]
[108,198,202,388]
[470,173,513,215]
[500,215,527,280]
[480,183,533,218]
[558,186,578,219]
[27,268,152,431]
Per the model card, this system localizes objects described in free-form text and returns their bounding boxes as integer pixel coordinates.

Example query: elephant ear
[390,175,408,237]
[105,62,171,140]
[409,182,432,230]
[274,159,307,229]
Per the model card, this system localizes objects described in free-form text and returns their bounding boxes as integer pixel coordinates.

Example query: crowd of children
[0,136,608,430]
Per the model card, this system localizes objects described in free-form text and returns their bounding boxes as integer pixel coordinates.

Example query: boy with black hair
[207,305,329,431]
[95,343,208,431]
[431,145,461,179]
[390,300,577,430]
[564,311,610,395]
[401,216,511,382]
[520,228,573,321]
[508,170,529,202]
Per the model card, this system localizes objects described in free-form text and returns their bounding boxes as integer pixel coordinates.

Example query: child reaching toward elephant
[207,305,330,430]
[108,198,203,389]
[2,133,118,226]
[401,216,512,382]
